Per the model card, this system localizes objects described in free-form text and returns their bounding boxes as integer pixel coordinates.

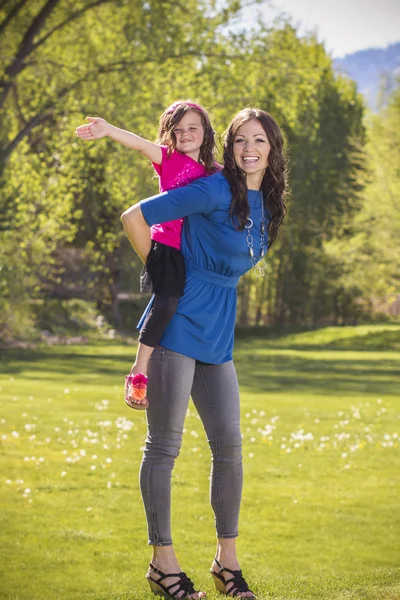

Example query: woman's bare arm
[120,203,152,264]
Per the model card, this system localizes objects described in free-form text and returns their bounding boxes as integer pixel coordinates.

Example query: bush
[34,299,109,334]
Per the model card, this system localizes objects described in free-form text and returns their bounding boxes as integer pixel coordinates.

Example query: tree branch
[0,0,30,38]
[11,83,27,127]
[0,0,61,108]
[0,0,12,11]
[0,0,127,112]
[2,48,300,163]
[3,111,50,159]
[31,0,116,53]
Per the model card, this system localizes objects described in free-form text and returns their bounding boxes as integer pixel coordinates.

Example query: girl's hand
[76,119,162,163]
[75,116,109,140]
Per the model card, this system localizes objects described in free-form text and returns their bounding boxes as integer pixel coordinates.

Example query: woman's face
[233,119,271,186]
[173,110,204,160]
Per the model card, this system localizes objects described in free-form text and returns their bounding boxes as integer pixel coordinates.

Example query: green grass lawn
[0,324,399,600]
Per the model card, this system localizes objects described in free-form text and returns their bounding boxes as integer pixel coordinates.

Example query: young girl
[75,100,220,410]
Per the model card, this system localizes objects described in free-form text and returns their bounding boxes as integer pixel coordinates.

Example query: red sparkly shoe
[125,373,148,410]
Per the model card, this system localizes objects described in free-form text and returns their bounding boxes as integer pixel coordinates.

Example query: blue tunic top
[139,171,269,364]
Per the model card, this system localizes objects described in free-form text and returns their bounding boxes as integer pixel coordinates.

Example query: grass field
[1,324,400,600]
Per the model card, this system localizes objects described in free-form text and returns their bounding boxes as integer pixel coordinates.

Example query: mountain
[334,42,400,110]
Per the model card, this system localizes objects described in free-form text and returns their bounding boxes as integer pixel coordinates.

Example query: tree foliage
[1,1,396,339]
[324,85,400,314]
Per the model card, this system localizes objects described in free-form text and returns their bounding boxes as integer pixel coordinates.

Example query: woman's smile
[233,119,271,187]
[242,155,260,163]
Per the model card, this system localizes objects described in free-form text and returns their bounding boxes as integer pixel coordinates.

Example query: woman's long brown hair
[223,108,287,246]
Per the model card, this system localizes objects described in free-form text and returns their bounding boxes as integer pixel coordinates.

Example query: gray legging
[139,346,243,545]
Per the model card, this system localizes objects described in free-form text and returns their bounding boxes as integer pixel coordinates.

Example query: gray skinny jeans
[139,346,243,546]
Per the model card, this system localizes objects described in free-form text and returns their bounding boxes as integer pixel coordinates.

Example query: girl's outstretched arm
[120,203,151,264]
[75,117,162,164]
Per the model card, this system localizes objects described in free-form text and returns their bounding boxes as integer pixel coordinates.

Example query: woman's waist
[186,262,239,288]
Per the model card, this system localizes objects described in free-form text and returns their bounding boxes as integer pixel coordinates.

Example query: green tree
[232,26,365,326]
[324,84,400,315]
[0,0,251,338]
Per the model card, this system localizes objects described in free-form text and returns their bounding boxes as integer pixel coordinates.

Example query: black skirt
[140,240,186,297]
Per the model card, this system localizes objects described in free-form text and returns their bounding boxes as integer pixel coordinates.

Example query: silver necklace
[244,192,267,277]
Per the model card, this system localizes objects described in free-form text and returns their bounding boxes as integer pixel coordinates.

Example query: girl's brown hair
[157,100,217,172]
[223,108,287,246]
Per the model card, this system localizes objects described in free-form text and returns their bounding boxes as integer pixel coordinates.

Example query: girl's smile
[173,110,204,161]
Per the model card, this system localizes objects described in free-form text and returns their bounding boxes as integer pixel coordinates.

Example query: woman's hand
[75,117,109,140]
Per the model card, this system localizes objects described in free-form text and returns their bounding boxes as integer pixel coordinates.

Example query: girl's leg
[140,347,205,598]
[139,295,181,349]
[191,361,253,597]
[127,295,180,407]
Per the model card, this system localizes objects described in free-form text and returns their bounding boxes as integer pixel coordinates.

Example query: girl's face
[233,119,271,188]
[173,110,204,161]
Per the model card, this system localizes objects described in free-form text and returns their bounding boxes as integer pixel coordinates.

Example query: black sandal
[210,557,256,598]
[146,562,205,598]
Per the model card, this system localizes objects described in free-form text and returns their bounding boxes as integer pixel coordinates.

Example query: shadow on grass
[236,325,400,352]
[235,325,400,395]
[0,347,131,380]
[1,336,399,396]
[325,329,400,351]
[235,353,400,396]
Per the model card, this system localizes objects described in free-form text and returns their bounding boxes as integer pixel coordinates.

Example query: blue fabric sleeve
[140,175,220,226]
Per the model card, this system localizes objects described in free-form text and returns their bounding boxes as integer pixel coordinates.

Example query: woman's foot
[210,557,255,598]
[147,561,206,599]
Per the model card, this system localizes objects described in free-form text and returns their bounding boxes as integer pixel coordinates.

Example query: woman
[121,108,287,599]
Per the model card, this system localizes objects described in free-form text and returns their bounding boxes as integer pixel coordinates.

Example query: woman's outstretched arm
[120,204,151,264]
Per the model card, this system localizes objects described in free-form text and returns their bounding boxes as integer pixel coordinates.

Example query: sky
[241,0,400,58]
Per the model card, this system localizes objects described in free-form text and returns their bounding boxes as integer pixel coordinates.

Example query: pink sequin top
[151,146,217,250]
